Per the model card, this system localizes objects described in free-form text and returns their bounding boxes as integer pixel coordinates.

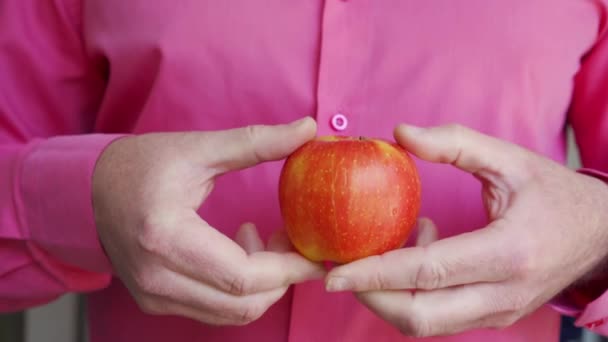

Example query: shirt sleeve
[0,0,121,312]
[553,2,608,334]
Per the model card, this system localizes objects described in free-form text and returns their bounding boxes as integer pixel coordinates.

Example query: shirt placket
[288,1,374,341]
[314,0,373,138]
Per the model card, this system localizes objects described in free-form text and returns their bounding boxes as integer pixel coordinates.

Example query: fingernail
[326,277,352,292]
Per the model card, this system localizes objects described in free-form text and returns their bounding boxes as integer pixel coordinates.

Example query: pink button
[330,113,348,131]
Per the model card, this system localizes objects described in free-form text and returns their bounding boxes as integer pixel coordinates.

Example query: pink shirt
[1,1,608,341]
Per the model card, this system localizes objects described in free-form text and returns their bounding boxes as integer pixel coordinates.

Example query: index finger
[355,282,516,337]
[326,221,520,292]
[164,211,325,295]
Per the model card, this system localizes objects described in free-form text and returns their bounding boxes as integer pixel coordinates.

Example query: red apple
[278,136,421,263]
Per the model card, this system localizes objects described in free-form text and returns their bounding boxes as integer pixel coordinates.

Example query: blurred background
[0,128,606,342]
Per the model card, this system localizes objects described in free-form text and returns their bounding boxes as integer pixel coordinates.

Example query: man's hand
[325,124,608,337]
[93,117,325,326]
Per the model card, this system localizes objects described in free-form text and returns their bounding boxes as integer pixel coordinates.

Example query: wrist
[563,169,608,305]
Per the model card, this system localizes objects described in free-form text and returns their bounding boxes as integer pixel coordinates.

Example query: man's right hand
[92,117,324,325]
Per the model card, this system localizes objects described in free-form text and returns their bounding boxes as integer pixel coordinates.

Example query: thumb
[393,124,527,177]
[202,117,317,174]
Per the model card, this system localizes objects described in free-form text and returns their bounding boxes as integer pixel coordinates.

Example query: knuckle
[245,125,260,144]
[224,273,253,296]
[509,244,536,278]
[233,302,265,325]
[131,267,165,296]
[438,124,468,164]
[138,214,169,256]
[131,268,150,292]
[415,257,448,290]
[244,125,265,163]
[373,271,389,290]
[372,256,390,289]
